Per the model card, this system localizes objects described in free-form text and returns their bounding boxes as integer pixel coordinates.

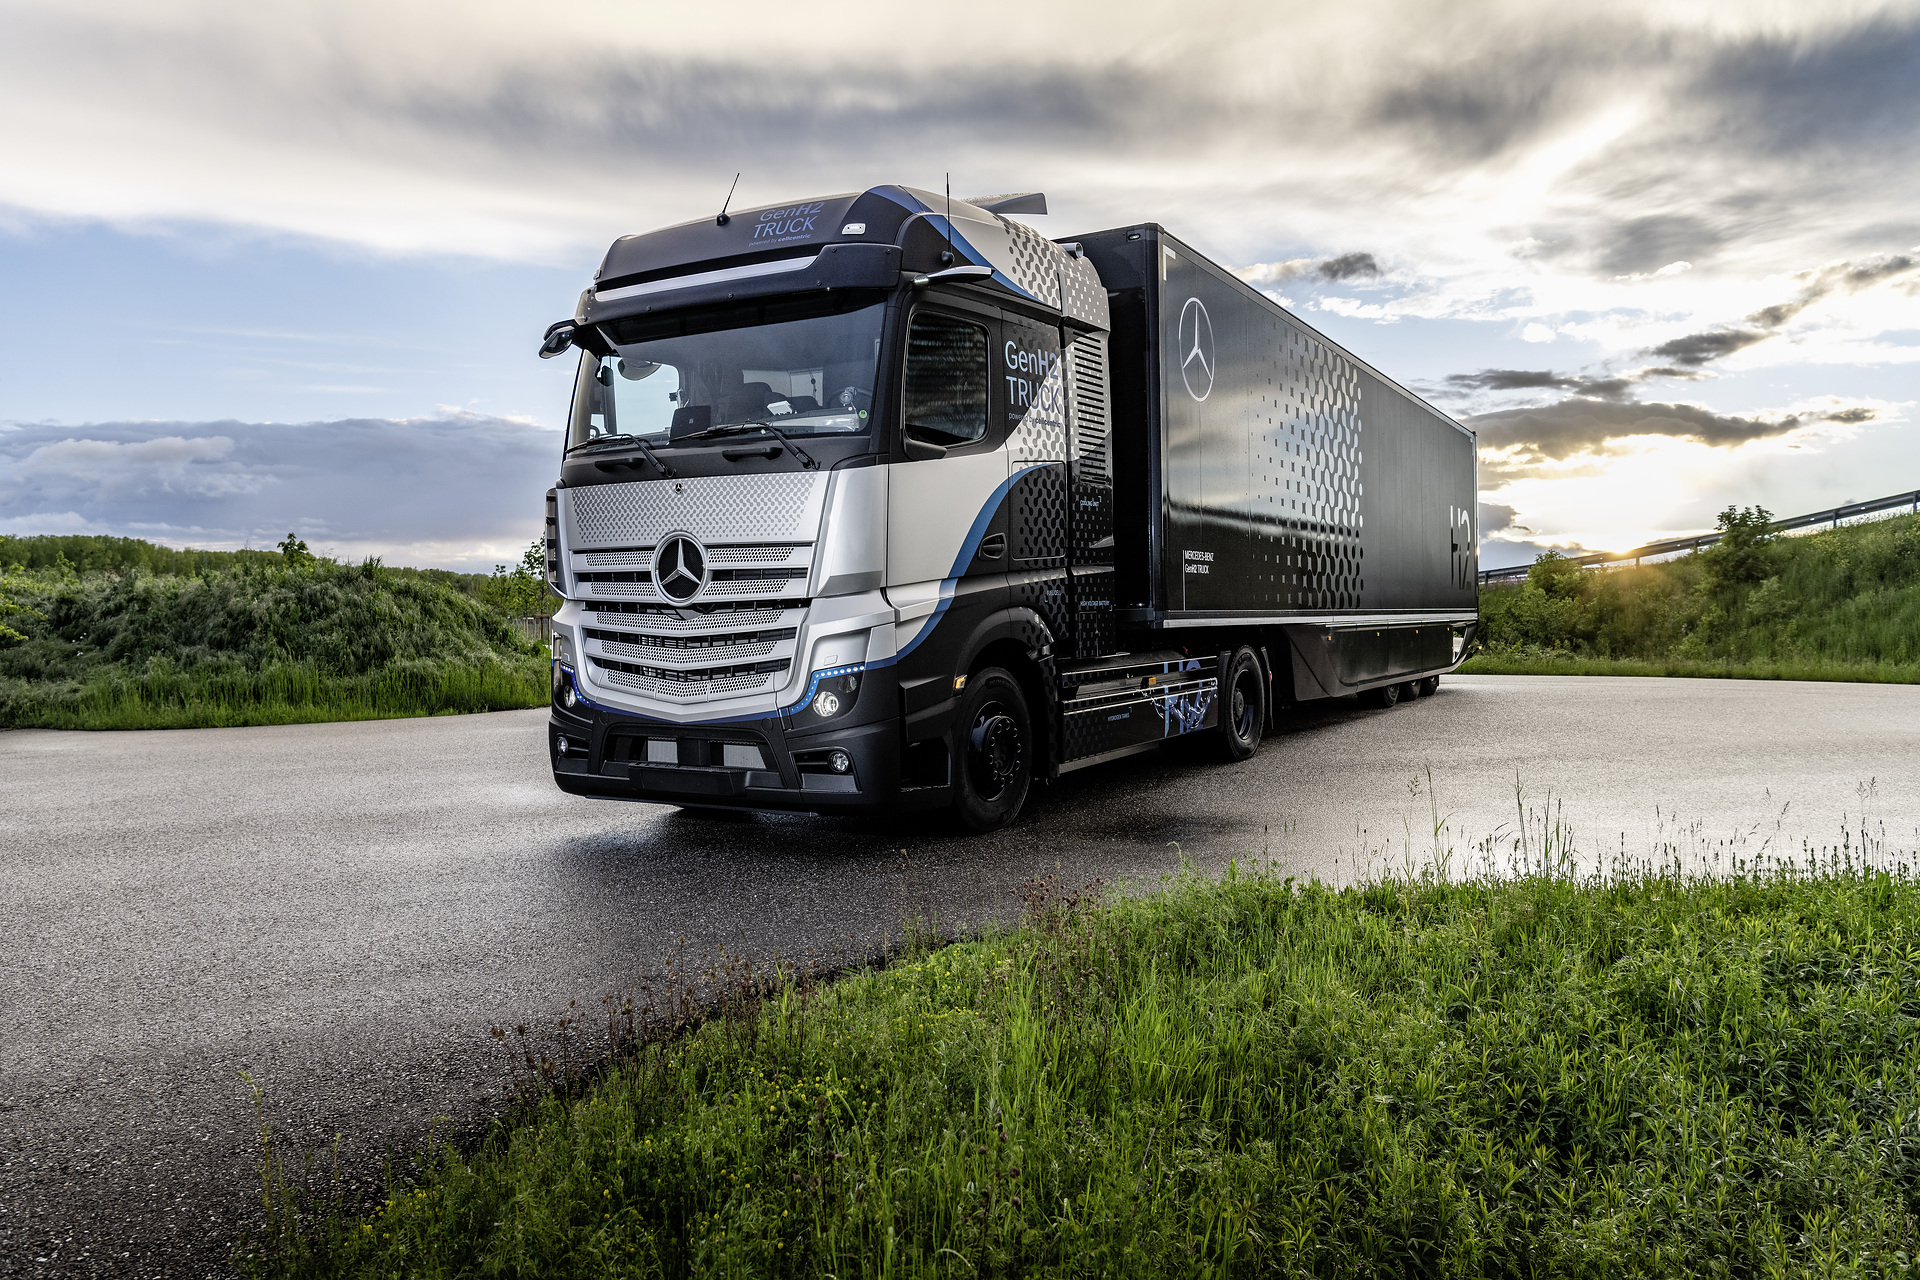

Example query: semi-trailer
[539,185,1477,830]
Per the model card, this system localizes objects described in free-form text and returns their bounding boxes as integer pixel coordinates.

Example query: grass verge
[249,850,1920,1277]
[0,557,549,728]
[1459,651,1920,684]
[4,656,548,729]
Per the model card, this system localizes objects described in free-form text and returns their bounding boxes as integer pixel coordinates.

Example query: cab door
[1000,313,1069,651]
[886,292,1009,673]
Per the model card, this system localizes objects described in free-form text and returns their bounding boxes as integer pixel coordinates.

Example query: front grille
[568,531,814,709]
[575,567,807,589]
[591,654,789,700]
[590,602,790,629]
[592,655,788,682]
[577,543,805,569]
[585,625,795,664]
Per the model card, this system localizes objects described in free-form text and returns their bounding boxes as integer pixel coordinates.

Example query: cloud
[1642,251,1920,366]
[1235,252,1384,287]
[1478,502,1523,536]
[1469,398,1877,465]
[12,435,265,498]
[1443,368,1638,401]
[1598,216,1724,276]
[1647,329,1769,367]
[0,415,561,570]
[1318,252,1381,281]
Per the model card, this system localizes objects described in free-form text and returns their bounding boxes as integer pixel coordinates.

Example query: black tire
[1419,675,1440,697]
[1399,680,1421,702]
[952,667,1032,833]
[1215,646,1264,761]
[1358,682,1402,709]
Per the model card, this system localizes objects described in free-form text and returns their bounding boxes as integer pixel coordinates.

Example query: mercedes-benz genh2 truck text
[538,186,1477,831]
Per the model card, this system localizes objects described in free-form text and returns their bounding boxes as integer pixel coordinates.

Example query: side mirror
[538,321,576,359]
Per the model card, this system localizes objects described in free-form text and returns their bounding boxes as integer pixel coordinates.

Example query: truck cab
[542,186,1112,829]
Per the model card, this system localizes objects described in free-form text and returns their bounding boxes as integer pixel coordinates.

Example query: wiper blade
[681,421,817,470]
[570,433,676,478]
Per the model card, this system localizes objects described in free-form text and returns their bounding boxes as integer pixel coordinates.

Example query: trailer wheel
[1358,682,1401,709]
[1419,675,1440,697]
[1215,647,1265,761]
[952,667,1032,833]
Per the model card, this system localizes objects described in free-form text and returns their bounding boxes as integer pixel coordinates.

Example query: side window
[902,313,989,447]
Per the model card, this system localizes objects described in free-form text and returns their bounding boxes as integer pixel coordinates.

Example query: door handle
[979,533,1007,561]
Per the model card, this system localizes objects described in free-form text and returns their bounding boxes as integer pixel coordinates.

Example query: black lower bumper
[548,702,941,814]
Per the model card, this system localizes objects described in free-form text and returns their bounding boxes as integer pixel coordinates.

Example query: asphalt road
[5,674,1920,1277]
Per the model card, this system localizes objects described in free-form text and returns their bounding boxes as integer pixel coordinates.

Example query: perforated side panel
[1010,466,1069,567]
[1058,253,1111,329]
[568,474,825,548]
[1000,219,1063,308]
[1251,332,1365,610]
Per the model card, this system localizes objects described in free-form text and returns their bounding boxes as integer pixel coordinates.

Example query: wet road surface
[4,674,1919,1276]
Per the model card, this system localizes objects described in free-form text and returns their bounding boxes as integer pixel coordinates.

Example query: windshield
[568,294,886,452]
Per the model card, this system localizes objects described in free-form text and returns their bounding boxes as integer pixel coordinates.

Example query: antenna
[715,172,740,226]
[944,173,953,264]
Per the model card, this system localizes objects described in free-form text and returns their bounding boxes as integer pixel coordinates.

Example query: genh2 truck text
[538,186,1478,831]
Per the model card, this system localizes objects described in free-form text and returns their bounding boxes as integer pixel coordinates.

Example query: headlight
[553,664,582,712]
[805,670,860,719]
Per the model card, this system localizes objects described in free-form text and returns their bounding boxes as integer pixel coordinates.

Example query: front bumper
[548,666,939,813]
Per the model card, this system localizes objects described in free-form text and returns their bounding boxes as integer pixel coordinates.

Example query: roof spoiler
[967,192,1047,216]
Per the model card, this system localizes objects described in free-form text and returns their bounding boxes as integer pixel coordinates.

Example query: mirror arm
[538,320,577,359]
[909,265,995,289]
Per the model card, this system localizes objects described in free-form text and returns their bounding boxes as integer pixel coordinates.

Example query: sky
[1,0,1917,571]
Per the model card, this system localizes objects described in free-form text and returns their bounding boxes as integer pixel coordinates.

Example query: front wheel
[1215,646,1265,761]
[952,668,1032,833]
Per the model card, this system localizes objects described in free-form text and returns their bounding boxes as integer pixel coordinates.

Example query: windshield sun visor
[583,244,902,328]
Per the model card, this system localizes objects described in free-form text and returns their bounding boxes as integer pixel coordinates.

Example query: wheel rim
[1232,672,1259,742]
[967,702,1023,801]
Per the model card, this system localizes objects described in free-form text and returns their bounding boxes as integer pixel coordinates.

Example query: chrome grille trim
[599,636,780,663]
[574,542,810,570]
[590,604,796,633]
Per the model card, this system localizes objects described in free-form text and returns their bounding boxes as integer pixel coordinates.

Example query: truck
[537,185,1478,831]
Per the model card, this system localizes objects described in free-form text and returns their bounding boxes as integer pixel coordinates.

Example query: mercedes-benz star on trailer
[538,187,1478,831]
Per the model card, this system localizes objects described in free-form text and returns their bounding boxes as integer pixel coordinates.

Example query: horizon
[3,0,1917,572]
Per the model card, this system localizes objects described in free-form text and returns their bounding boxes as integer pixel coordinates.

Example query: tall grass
[250,831,1920,1277]
[0,555,548,728]
[1474,509,1920,680]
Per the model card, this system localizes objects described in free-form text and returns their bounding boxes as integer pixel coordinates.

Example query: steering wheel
[834,385,873,411]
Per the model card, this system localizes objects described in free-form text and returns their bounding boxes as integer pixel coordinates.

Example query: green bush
[1475,509,1920,676]
[0,553,548,728]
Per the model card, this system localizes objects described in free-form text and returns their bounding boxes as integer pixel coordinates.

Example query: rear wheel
[1215,646,1264,761]
[1358,682,1402,709]
[952,667,1032,833]
[1419,675,1440,697]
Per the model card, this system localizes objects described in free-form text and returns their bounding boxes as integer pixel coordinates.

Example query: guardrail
[511,615,554,645]
[1479,487,1920,585]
